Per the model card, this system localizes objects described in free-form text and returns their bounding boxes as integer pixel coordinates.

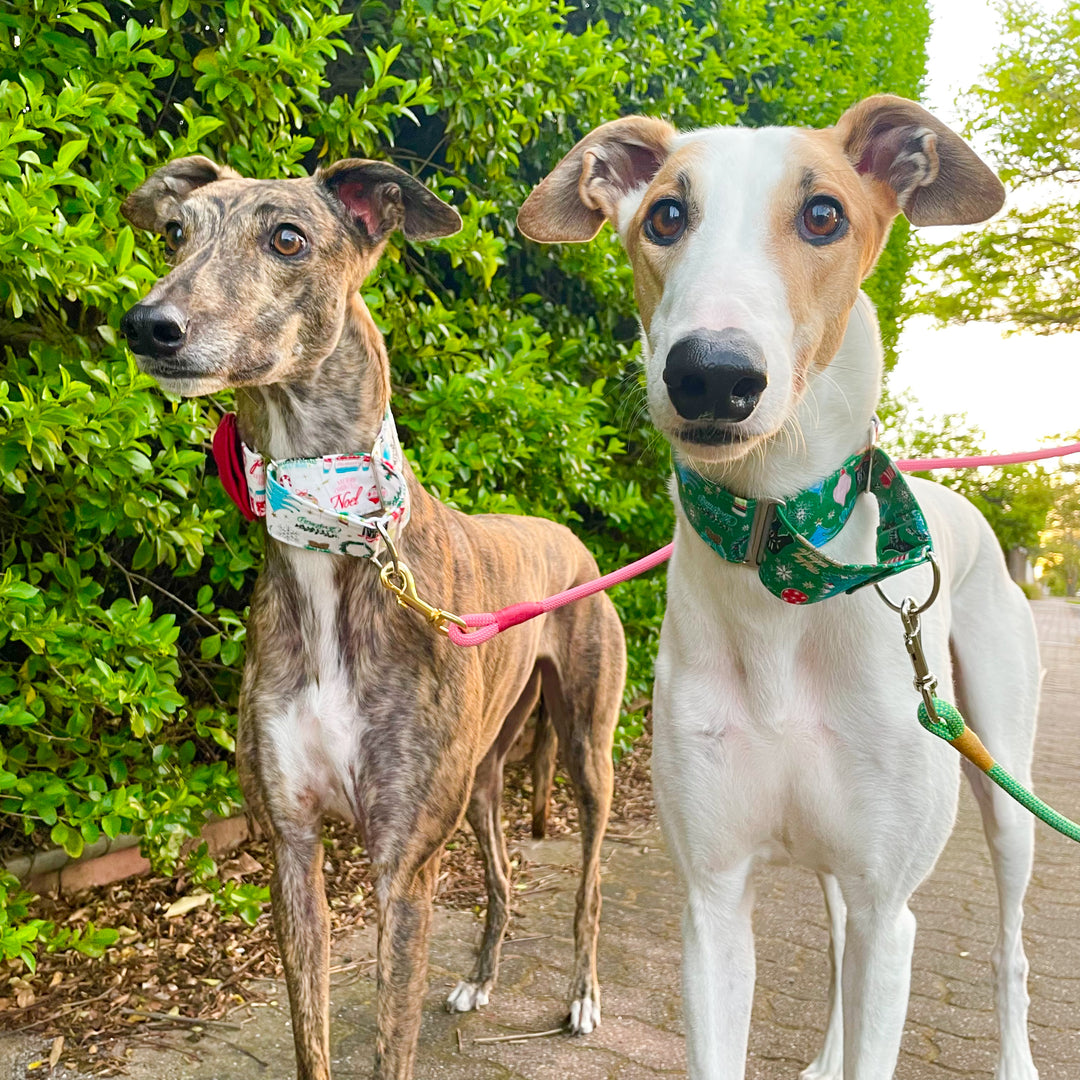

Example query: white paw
[995,1055,1039,1080]
[800,1064,842,1080]
[445,980,489,1013]
[568,994,601,1035]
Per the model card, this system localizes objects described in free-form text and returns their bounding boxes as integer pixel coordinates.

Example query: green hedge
[0,0,928,957]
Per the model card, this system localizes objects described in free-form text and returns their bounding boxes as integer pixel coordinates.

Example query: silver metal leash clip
[899,599,942,723]
[875,551,944,723]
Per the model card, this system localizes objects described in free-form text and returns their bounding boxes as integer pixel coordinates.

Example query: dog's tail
[531,702,559,839]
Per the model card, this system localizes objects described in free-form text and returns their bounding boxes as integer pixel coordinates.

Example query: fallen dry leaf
[233,853,263,876]
[163,893,212,919]
[49,1035,64,1069]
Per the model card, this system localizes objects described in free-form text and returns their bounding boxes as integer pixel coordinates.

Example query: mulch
[0,730,654,1076]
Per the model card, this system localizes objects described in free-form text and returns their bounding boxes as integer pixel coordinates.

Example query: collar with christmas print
[674,445,933,605]
[211,406,410,559]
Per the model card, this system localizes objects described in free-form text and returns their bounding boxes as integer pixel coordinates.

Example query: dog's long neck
[235,293,391,462]
[686,294,884,501]
[233,294,441,565]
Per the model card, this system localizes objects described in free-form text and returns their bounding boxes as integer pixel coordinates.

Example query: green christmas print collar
[675,446,933,605]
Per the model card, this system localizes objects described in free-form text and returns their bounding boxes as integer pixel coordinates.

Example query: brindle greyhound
[119,156,626,1080]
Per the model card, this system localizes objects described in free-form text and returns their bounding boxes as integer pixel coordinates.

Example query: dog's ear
[517,116,677,243]
[121,156,236,231]
[319,159,461,243]
[835,95,1005,226]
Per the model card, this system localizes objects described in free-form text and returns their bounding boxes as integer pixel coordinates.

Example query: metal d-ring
[863,415,880,494]
[874,550,941,616]
[374,520,403,580]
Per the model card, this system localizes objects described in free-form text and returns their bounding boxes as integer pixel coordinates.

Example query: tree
[912,0,1080,332]
[1038,446,1080,594]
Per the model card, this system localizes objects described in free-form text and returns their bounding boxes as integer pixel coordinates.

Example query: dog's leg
[531,702,558,839]
[446,752,511,1012]
[271,823,332,1080]
[951,579,1040,1080]
[447,667,542,1013]
[374,854,441,1080]
[837,884,917,1079]
[801,872,845,1080]
[682,860,756,1080]
[565,733,612,1037]
[540,652,617,1036]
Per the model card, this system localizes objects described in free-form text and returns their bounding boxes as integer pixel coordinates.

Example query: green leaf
[101,815,124,839]
[55,138,89,171]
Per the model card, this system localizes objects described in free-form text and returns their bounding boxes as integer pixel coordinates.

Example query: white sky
[889,0,1079,449]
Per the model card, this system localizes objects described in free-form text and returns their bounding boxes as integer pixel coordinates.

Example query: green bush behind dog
[0,0,927,957]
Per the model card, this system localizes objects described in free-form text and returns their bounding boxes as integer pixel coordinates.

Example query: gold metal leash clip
[374,522,466,635]
[378,561,467,634]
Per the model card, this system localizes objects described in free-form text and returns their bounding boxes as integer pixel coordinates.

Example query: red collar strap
[212,412,257,521]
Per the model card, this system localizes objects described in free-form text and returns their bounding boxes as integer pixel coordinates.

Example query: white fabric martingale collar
[212,406,410,558]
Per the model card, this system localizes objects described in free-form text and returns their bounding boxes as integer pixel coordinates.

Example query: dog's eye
[799,196,846,243]
[164,221,184,253]
[644,199,686,245]
[271,225,307,257]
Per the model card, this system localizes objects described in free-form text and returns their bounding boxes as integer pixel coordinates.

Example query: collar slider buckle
[743,497,779,567]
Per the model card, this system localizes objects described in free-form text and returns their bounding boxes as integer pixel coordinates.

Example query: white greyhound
[519,95,1041,1080]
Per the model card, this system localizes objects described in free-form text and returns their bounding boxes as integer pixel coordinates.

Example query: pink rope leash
[447,543,673,646]
[446,439,1080,646]
[896,440,1080,472]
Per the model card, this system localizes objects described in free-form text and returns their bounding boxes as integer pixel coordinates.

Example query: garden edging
[7,815,255,897]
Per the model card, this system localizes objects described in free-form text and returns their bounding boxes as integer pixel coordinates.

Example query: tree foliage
[880,390,1059,555]
[913,0,1080,332]
[1,0,929,958]
[1038,446,1080,595]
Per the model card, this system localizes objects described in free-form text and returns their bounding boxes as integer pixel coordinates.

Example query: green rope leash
[918,697,1080,844]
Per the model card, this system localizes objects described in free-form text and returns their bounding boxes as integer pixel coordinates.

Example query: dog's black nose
[663,329,768,422]
[119,303,188,358]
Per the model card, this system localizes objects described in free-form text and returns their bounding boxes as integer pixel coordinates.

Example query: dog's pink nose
[663,329,767,422]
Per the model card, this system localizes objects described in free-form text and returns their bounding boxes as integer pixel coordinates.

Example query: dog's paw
[568,994,601,1035]
[995,1054,1039,1080]
[445,980,490,1013]
[800,1065,842,1080]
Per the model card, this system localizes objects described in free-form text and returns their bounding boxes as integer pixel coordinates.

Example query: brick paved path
[7,601,1079,1079]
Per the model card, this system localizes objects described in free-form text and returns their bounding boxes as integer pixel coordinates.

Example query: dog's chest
[260,554,369,823]
[661,500,913,733]
[678,614,855,737]
[654,531,953,863]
